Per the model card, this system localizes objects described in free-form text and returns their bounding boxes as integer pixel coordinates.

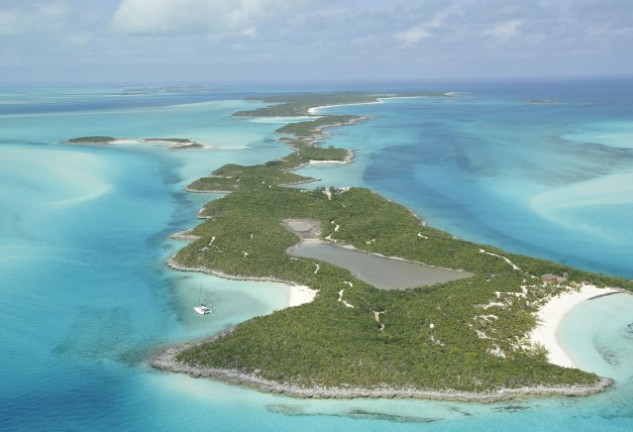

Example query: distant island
[528,99,566,105]
[133,92,631,401]
[65,136,205,149]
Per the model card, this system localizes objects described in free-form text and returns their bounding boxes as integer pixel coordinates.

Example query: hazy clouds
[1,0,631,82]
[112,0,315,36]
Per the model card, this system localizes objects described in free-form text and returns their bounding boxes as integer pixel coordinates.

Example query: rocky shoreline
[281,115,370,149]
[167,257,297,286]
[155,96,620,403]
[150,338,613,403]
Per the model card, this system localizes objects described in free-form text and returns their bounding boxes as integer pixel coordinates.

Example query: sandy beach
[152,266,617,402]
[167,257,318,311]
[306,96,428,116]
[530,284,621,368]
[288,285,318,307]
[307,101,382,115]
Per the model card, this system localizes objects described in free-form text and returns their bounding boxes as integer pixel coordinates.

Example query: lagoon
[287,241,470,290]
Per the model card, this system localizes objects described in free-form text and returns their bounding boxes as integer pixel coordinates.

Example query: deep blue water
[1,80,632,431]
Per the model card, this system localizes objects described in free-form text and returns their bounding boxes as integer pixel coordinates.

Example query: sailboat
[194,284,212,315]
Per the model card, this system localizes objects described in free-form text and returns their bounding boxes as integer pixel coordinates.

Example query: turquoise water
[559,293,633,382]
[302,82,633,277]
[1,82,632,431]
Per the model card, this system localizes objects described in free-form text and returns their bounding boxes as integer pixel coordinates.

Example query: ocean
[0,80,632,431]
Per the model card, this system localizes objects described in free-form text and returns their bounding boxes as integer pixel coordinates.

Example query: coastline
[280,115,370,149]
[287,285,318,307]
[307,148,355,165]
[150,340,612,402]
[65,137,210,149]
[530,284,623,368]
[306,95,427,116]
[167,257,316,308]
[308,102,382,115]
[168,257,294,285]
[287,148,355,175]
[163,246,618,401]
[153,92,632,401]
[299,97,627,380]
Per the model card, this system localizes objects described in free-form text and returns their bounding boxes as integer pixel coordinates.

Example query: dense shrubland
[172,93,632,393]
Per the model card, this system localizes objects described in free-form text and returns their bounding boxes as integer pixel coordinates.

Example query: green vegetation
[67,136,116,143]
[170,92,633,394]
[148,137,190,142]
[233,92,394,117]
[188,106,364,193]
[145,137,199,144]
[66,136,202,148]
[277,115,357,136]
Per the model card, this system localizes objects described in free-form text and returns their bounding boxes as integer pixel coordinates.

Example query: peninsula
[147,92,632,401]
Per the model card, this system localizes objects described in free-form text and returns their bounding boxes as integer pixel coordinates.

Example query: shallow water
[302,82,633,278]
[1,81,633,431]
[559,293,633,382]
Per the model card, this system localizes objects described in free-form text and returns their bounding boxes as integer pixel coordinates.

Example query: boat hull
[194,306,211,315]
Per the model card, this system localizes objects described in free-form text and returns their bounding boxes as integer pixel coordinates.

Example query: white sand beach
[530,284,620,368]
[306,96,427,115]
[307,101,381,115]
[288,285,318,307]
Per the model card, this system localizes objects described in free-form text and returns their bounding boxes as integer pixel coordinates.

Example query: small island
[150,92,632,402]
[66,136,205,149]
[528,99,566,105]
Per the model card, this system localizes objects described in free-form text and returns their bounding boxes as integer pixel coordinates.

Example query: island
[144,92,633,401]
[65,136,205,149]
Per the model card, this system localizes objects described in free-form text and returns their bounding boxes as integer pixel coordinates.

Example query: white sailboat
[194,285,212,315]
[194,304,211,315]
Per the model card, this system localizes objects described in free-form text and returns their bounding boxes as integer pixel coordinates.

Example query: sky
[0,0,632,83]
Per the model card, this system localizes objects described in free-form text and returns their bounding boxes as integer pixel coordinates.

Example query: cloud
[3,0,633,82]
[392,5,462,46]
[112,0,314,36]
[485,19,522,39]
[0,9,23,35]
[394,25,432,45]
[0,1,71,36]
